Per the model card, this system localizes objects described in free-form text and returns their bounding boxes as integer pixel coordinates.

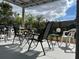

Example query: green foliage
[39,21,46,29]
[0,2,12,16]
[0,2,13,25]
[25,14,35,28]
[25,14,46,30]
[14,15,22,25]
[35,15,45,30]
[36,15,44,22]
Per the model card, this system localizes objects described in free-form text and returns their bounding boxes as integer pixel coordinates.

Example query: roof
[4,0,57,7]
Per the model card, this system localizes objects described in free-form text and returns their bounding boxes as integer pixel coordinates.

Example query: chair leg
[12,36,15,44]
[18,37,22,45]
[56,36,59,43]
[64,39,68,52]
[50,41,54,50]
[40,42,45,55]
[73,38,75,44]
[27,39,33,51]
[68,37,71,46]
[4,36,7,42]
[61,37,63,43]
[4,38,7,42]
[47,39,51,49]
[59,37,63,47]
[65,40,68,48]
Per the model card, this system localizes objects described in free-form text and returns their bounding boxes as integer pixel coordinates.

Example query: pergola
[4,0,57,24]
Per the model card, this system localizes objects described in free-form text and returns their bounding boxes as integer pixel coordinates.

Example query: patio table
[50,34,60,42]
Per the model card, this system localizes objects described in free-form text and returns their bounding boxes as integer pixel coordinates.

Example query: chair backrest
[13,25,19,35]
[69,29,76,39]
[38,22,53,41]
[62,28,76,39]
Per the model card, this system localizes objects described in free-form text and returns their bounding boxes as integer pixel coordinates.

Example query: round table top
[50,34,59,36]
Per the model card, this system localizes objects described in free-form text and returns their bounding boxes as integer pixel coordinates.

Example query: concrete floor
[0,38,75,59]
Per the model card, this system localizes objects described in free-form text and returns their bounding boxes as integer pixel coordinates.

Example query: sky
[58,2,76,21]
[0,0,76,21]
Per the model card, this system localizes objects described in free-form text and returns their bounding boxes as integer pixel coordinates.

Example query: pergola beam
[5,0,57,7]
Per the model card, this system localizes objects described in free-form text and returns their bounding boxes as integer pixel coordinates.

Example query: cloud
[25,0,76,21]
[0,0,2,2]
[2,0,75,21]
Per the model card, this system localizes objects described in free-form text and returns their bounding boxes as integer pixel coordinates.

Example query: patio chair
[27,22,53,55]
[12,25,23,45]
[60,28,76,48]
[0,25,8,42]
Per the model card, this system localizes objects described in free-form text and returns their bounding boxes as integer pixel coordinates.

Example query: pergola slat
[5,0,57,7]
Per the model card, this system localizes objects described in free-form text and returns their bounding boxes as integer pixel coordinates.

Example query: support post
[22,7,25,26]
[76,0,79,59]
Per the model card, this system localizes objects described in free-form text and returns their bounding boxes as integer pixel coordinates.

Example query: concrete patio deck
[0,38,75,59]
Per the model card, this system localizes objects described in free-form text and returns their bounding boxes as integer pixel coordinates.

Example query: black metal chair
[12,25,23,45]
[0,25,8,42]
[27,22,53,55]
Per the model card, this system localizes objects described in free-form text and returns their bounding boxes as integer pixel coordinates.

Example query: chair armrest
[62,31,69,36]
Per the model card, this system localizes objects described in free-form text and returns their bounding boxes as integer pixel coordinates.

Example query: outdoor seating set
[0,22,76,55]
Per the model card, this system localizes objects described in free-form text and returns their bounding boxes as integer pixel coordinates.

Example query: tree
[36,15,44,22]
[24,14,46,30]
[36,15,45,29]
[0,2,13,25]
[14,14,22,25]
[25,14,35,28]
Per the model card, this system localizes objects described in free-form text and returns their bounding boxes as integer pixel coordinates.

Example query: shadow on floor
[0,46,41,59]
[58,46,75,53]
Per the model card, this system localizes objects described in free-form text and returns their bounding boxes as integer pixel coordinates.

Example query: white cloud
[1,0,75,21]
[0,0,2,2]
[25,0,76,21]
